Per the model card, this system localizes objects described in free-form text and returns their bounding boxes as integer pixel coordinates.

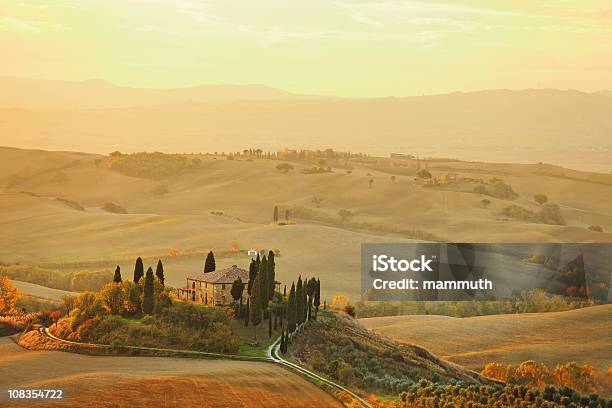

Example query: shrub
[588,225,604,232]
[534,194,549,205]
[416,169,432,179]
[101,202,127,214]
[502,203,565,225]
[151,185,169,197]
[107,152,193,179]
[276,163,294,173]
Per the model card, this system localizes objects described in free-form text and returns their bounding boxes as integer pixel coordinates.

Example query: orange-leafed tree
[0,276,19,314]
[50,310,61,327]
[481,363,510,383]
[553,362,600,394]
[514,360,552,389]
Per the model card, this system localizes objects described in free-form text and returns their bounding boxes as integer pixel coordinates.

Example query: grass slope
[0,336,340,408]
[360,305,612,371]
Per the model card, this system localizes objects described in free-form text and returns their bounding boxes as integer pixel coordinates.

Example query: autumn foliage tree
[0,276,18,314]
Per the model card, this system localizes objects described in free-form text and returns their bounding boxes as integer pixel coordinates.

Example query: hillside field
[2,147,612,301]
[0,336,340,408]
[360,304,612,371]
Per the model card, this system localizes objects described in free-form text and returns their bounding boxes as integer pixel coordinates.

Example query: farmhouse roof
[188,265,249,284]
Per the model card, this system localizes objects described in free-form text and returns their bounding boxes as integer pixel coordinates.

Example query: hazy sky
[2,0,611,96]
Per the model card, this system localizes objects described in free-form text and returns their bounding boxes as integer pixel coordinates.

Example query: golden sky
[1,0,611,96]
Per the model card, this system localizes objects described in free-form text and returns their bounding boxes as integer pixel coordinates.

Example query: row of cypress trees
[236,250,321,346]
[111,256,165,315]
[280,276,320,354]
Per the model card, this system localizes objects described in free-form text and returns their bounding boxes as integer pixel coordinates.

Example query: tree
[230,277,245,303]
[287,283,296,333]
[50,310,61,327]
[416,168,432,179]
[142,267,155,315]
[248,258,258,294]
[249,271,263,342]
[113,265,122,283]
[314,279,321,319]
[481,199,491,209]
[273,205,279,222]
[534,194,548,205]
[123,281,142,316]
[276,163,294,173]
[133,257,144,283]
[338,209,354,222]
[368,178,374,189]
[267,250,276,301]
[0,276,18,314]
[268,312,273,337]
[306,278,316,321]
[296,277,304,325]
[155,259,165,286]
[244,299,250,327]
[311,196,324,208]
[100,282,124,315]
[344,304,356,317]
[258,256,269,311]
[302,284,308,323]
[390,175,396,183]
[204,251,216,273]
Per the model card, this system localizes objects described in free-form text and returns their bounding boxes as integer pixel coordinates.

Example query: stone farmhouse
[178,265,249,306]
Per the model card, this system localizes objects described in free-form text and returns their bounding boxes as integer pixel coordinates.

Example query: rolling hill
[1,147,612,300]
[360,304,612,371]
[0,336,340,408]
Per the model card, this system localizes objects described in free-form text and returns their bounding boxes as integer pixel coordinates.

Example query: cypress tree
[247,258,257,294]
[267,251,276,300]
[268,312,273,337]
[142,267,155,315]
[273,308,278,330]
[307,278,316,321]
[296,277,304,325]
[302,283,308,323]
[244,299,250,327]
[204,251,216,273]
[249,271,262,341]
[283,285,287,297]
[314,278,321,319]
[230,277,245,304]
[155,259,165,286]
[113,265,122,283]
[287,282,296,333]
[133,257,144,283]
[273,205,279,222]
[258,256,268,310]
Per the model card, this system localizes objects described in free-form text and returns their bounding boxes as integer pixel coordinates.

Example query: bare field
[360,305,612,371]
[0,337,340,408]
[1,147,612,301]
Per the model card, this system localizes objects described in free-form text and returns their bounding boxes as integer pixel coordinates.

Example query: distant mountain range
[0,76,323,110]
[1,77,612,168]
